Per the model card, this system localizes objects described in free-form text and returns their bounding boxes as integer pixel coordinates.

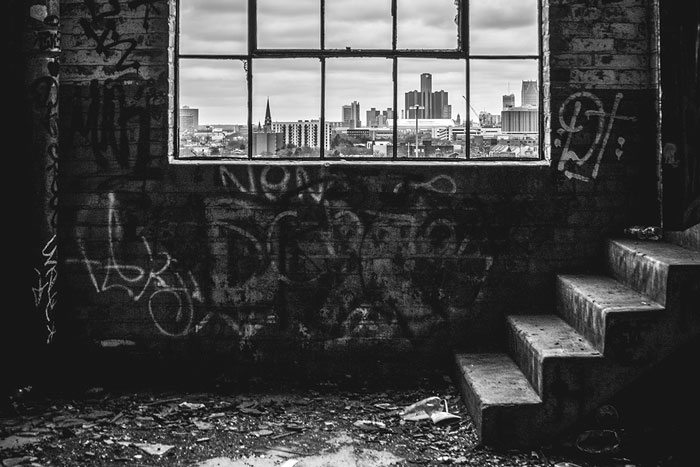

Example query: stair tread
[455,353,541,406]
[558,274,665,314]
[609,239,700,266]
[507,314,602,358]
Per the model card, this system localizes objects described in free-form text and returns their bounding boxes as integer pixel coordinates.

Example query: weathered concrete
[556,274,664,359]
[455,237,700,448]
[194,444,404,467]
[506,314,601,396]
[454,353,541,448]
[606,238,700,306]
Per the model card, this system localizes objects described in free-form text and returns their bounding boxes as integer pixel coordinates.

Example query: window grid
[175,0,542,162]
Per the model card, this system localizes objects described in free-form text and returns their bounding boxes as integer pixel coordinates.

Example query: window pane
[257,0,320,49]
[179,59,248,158]
[325,58,394,158]
[470,0,539,55]
[397,58,466,159]
[397,0,460,49]
[179,1,247,55]
[252,58,321,158]
[325,0,392,50]
[469,59,539,159]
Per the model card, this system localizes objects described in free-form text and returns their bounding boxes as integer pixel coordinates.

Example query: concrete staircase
[454,237,700,448]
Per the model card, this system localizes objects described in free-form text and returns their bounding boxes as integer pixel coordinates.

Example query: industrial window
[174,0,541,162]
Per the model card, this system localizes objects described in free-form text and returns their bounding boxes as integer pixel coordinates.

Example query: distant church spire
[264,97,272,130]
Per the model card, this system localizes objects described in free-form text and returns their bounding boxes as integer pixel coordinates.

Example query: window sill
[168,157,550,168]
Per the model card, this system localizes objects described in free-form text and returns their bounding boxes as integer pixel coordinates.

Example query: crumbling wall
[48,0,659,380]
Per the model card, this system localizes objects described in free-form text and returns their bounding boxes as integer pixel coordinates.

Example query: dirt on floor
[1,371,694,467]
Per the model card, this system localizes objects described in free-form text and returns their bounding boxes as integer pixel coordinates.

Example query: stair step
[606,239,700,306]
[557,274,664,360]
[454,352,541,447]
[507,314,602,395]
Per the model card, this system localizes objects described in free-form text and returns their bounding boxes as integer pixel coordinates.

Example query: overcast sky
[179,0,539,125]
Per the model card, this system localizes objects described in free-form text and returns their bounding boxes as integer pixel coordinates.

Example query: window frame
[172,0,543,163]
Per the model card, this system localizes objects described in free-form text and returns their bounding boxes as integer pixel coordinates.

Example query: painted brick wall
[43,0,660,380]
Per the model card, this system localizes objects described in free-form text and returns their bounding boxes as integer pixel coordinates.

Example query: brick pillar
[26,0,60,344]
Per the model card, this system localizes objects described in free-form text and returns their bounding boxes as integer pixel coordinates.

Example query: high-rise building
[272,120,332,150]
[421,73,433,118]
[342,101,361,128]
[405,73,450,119]
[432,90,451,119]
[179,106,199,130]
[503,94,515,110]
[405,90,423,118]
[366,108,380,127]
[521,80,538,107]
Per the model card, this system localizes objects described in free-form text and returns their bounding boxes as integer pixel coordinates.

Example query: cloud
[178,0,540,124]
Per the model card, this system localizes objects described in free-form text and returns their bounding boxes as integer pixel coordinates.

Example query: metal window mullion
[174,0,180,158]
[320,57,326,159]
[320,0,325,158]
[538,0,544,161]
[248,0,256,159]
[392,0,397,158]
[465,0,470,160]
[392,57,397,160]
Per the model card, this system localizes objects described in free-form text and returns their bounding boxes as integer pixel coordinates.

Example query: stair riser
[606,243,670,305]
[557,280,664,364]
[556,282,607,351]
[507,325,600,396]
[481,405,542,448]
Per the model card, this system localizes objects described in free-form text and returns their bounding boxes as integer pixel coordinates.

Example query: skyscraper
[405,90,422,119]
[432,90,451,119]
[521,80,538,107]
[404,73,450,119]
[420,73,433,118]
[342,101,361,128]
[503,94,515,110]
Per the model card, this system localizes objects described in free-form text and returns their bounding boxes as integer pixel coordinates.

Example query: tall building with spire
[252,97,284,156]
[264,97,272,129]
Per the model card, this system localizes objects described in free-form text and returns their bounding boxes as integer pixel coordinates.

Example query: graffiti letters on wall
[67,194,203,337]
[28,1,61,343]
[208,165,493,345]
[79,0,163,72]
[555,92,637,182]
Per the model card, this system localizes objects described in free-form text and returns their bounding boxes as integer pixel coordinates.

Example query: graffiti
[220,165,329,203]
[33,236,58,344]
[79,0,162,71]
[67,194,202,337]
[555,92,636,182]
[393,175,458,194]
[35,29,60,52]
[64,77,165,172]
[209,167,494,343]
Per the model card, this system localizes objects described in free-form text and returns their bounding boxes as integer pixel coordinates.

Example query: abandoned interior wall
[14,0,663,387]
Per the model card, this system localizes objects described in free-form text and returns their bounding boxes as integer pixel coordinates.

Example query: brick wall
[34,0,661,381]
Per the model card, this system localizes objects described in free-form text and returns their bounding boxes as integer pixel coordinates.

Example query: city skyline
[179,0,539,125]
